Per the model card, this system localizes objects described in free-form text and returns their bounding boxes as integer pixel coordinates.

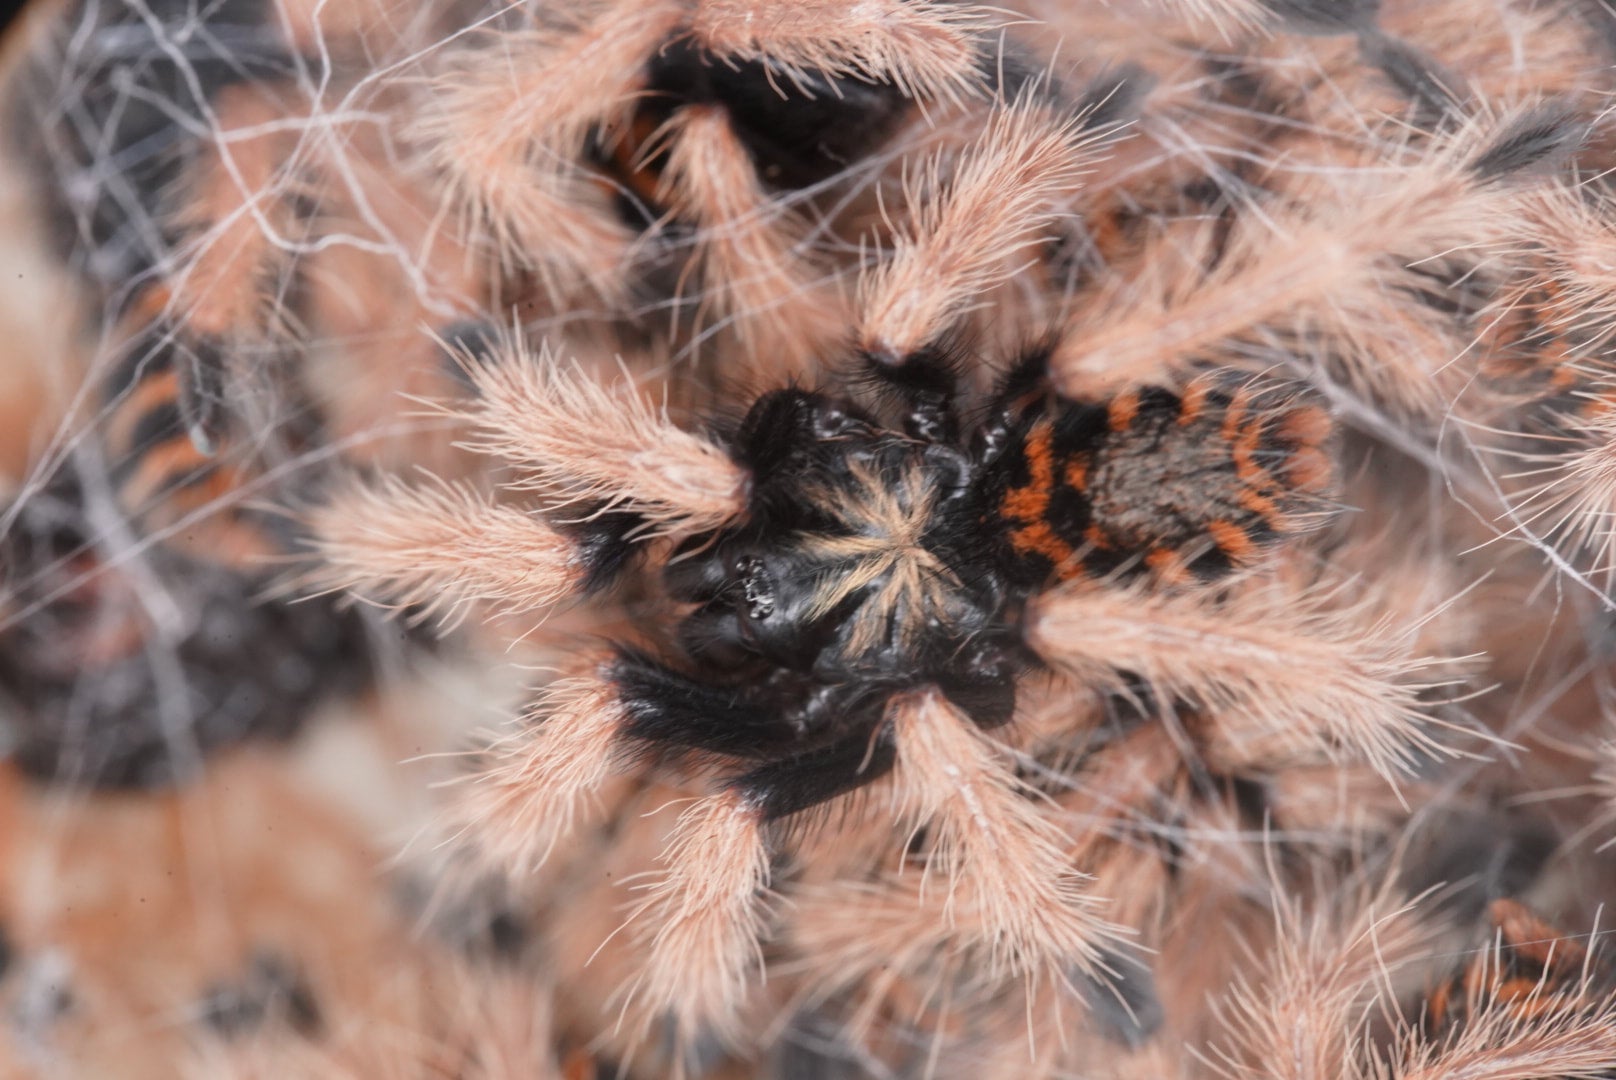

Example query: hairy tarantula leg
[625,723,906,1041]
[644,38,913,193]
[624,789,772,1044]
[413,0,685,299]
[148,80,305,453]
[687,0,995,105]
[453,341,750,535]
[888,690,1121,979]
[103,316,288,566]
[439,662,630,874]
[657,105,847,379]
[1024,576,1450,782]
[35,0,299,298]
[856,99,1097,365]
[1044,106,1589,402]
[306,475,608,625]
[88,76,318,566]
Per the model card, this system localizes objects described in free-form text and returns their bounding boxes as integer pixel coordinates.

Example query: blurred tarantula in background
[8,0,1616,1077]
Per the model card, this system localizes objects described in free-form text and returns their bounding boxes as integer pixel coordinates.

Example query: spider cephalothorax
[616,381,1023,819]
[674,388,1010,677]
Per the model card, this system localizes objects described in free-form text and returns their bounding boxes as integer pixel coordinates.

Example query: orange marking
[1177,381,1209,426]
[1487,307,1530,349]
[1422,899,1594,1034]
[1207,519,1256,562]
[1278,405,1331,447]
[119,440,211,510]
[1231,416,1274,491]
[128,283,175,322]
[1539,334,1571,366]
[1493,978,1559,1011]
[1492,899,1581,962]
[1426,979,1452,1027]
[1009,520,1077,570]
[1089,211,1120,248]
[1580,393,1616,421]
[1284,446,1334,493]
[599,109,669,210]
[106,367,182,452]
[1000,421,1055,524]
[162,464,277,562]
[1107,390,1140,432]
[1460,954,1489,1003]
[1083,523,1112,552]
[563,1050,598,1080]
[1237,486,1281,526]
[1002,420,1089,576]
[1219,388,1250,444]
[169,513,277,566]
[1063,455,1089,492]
[1144,546,1188,583]
[161,468,237,523]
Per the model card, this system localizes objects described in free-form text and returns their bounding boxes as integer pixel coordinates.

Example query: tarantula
[1422,899,1603,1039]
[607,344,1336,819]
[315,328,1338,1040]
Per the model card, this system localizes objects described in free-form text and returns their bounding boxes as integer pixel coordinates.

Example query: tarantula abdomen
[984,375,1337,586]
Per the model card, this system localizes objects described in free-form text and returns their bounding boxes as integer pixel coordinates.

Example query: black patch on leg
[1469,102,1586,180]
[647,40,912,191]
[858,341,964,442]
[557,508,645,594]
[437,319,505,391]
[738,725,898,821]
[198,953,322,1039]
[615,652,826,759]
[1078,951,1163,1048]
[935,635,1023,730]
